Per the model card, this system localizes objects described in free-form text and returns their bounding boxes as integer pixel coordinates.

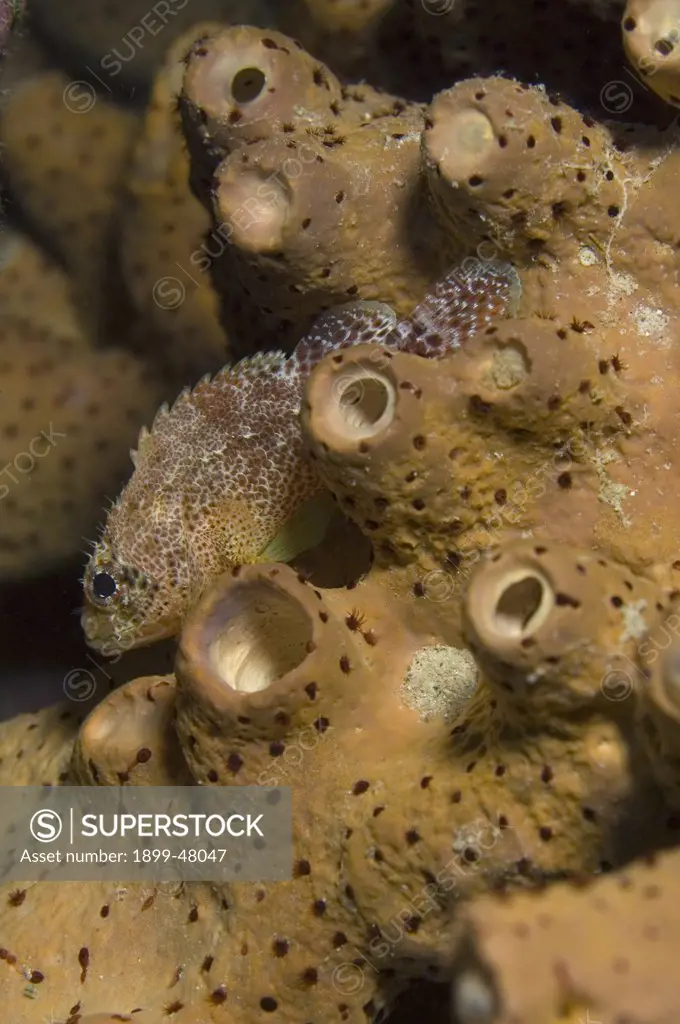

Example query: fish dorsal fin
[150,401,171,433]
[140,354,293,449]
[129,424,151,467]
[228,351,291,382]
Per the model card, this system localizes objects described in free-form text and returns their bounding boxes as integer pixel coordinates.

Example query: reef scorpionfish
[82,261,519,654]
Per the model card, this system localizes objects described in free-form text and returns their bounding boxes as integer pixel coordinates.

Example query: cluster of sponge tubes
[4,7,680,1022]
[177,23,680,575]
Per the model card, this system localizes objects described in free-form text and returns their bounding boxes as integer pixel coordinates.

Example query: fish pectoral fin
[257,491,337,564]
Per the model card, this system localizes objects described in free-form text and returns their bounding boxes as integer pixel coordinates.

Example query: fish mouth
[81,606,133,656]
[81,605,178,655]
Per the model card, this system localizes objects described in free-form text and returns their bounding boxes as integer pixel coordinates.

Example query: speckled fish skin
[82,260,519,654]
[391,258,520,357]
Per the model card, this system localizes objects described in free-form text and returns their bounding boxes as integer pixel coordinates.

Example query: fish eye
[90,570,119,603]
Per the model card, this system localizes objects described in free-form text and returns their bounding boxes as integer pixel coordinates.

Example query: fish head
[81,497,187,656]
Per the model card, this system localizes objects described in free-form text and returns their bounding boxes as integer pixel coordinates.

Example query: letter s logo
[30,809,63,842]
